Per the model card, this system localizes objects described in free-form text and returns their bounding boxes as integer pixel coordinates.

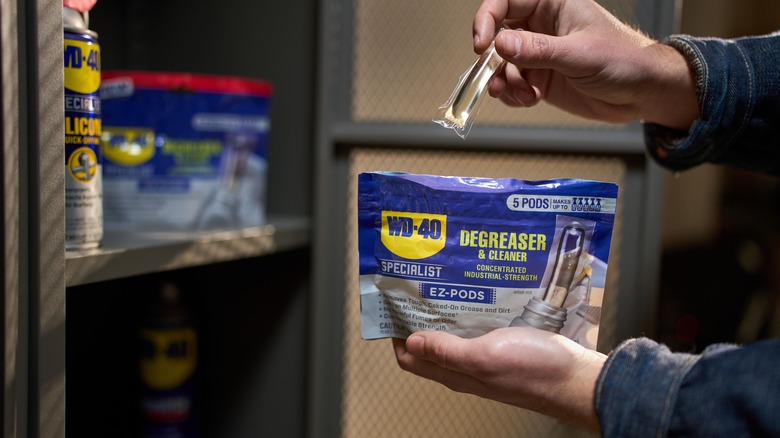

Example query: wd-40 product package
[100,71,271,232]
[358,172,618,350]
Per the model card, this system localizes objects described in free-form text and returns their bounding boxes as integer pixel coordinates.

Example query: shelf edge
[65,215,311,287]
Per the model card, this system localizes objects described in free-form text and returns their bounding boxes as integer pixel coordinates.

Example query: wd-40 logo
[571,197,603,212]
[101,127,156,166]
[139,328,197,390]
[381,211,447,260]
[64,39,101,94]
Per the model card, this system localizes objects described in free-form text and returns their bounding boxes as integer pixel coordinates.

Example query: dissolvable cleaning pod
[433,28,509,138]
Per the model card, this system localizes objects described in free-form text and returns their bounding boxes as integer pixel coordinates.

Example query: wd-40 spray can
[63,7,103,249]
[139,283,198,438]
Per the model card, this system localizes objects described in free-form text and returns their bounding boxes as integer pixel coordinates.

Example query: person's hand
[393,327,606,433]
[473,0,700,130]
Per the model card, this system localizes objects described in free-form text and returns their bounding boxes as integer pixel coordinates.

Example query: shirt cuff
[595,338,700,437]
[641,36,709,172]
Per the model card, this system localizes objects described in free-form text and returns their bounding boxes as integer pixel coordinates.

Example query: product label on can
[64,31,103,248]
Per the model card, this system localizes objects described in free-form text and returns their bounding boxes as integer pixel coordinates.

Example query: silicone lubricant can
[139,283,198,438]
[63,7,103,249]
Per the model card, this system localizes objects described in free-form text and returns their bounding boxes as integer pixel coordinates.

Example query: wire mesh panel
[352,0,641,128]
[343,148,626,437]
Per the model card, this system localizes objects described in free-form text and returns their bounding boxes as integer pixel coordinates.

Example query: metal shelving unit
[4,0,315,436]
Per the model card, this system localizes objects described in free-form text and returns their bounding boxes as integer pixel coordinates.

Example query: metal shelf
[65,215,310,287]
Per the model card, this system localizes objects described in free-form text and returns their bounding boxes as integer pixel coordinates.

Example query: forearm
[637,42,700,131]
[551,349,606,433]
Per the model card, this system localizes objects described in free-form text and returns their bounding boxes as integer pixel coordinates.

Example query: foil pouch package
[358,172,618,350]
[100,71,272,232]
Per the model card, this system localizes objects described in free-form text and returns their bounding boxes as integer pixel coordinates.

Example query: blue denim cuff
[643,35,746,172]
[668,339,780,435]
[595,338,699,437]
[644,32,780,175]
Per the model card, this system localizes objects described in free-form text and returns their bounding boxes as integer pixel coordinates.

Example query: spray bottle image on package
[357,172,618,350]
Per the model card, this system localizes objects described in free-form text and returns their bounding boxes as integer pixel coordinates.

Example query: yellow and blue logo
[139,327,197,390]
[101,127,156,166]
[64,39,100,94]
[381,211,447,259]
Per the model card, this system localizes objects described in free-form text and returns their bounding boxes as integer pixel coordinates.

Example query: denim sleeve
[643,32,780,176]
[595,337,780,437]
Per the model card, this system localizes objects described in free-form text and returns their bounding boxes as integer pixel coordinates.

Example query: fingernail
[406,334,425,356]
[474,33,480,48]
[510,33,521,57]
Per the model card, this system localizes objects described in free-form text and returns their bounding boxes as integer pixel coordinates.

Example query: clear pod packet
[357,172,618,350]
[433,28,509,138]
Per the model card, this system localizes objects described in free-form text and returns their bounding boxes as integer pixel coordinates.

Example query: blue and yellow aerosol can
[139,283,198,438]
[63,7,103,249]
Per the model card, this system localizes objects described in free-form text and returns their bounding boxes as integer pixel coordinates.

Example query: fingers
[473,0,508,53]
[393,332,464,372]
[393,334,483,394]
[491,63,542,107]
[473,0,550,53]
[405,332,457,364]
[402,331,482,374]
[495,29,576,72]
[474,0,598,71]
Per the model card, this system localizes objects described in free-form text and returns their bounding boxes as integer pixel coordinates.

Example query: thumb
[495,29,582,74]
[406,331,477,373]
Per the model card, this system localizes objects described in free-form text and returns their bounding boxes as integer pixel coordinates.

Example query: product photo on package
[357,172,618,350]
